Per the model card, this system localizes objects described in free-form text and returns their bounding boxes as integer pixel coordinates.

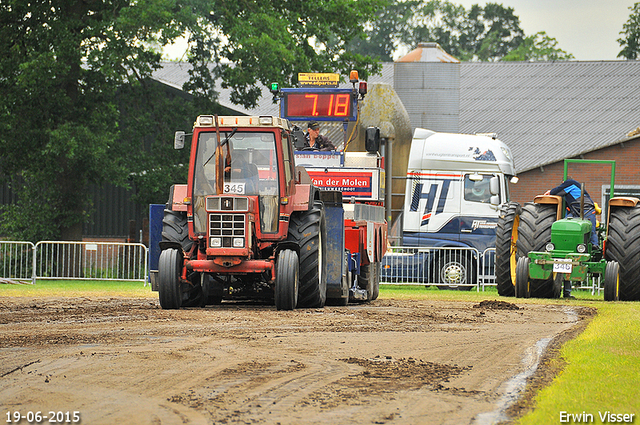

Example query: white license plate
[553,261,572,273]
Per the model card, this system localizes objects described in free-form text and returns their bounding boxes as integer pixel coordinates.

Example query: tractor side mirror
[365,126,380,153]
[490,195,500,206]
[174,131,186,150]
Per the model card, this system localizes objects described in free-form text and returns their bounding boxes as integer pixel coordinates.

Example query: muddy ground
[0,296,592,425]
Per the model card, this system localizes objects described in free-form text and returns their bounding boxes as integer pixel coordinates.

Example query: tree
[618,2,640,59]
[502,31,574,61]
[349,0,526,61]
[0,0,381,241]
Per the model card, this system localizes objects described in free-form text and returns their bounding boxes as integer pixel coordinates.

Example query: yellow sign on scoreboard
[298,73,340,88]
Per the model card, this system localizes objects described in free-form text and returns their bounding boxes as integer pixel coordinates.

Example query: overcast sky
[163,0,637,62]
[455,0,636,60]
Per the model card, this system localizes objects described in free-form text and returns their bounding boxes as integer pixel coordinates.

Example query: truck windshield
[192,131,280,233]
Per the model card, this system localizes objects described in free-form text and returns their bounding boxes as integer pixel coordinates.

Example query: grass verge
[0,279,155,298]
[517,301,640,424]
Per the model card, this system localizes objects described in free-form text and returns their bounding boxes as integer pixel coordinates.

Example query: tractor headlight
[545,243,555,252]
[211,237,222,248]
[577,244,587,253]
[233,237,244,248]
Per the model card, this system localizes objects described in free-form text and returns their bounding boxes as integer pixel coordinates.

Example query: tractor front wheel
[603,261,620,301]
[275,249,299,311]
[515,257,531,298]
[158,248,182,309]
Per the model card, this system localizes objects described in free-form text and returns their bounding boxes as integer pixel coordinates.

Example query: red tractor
[157,115,327,310]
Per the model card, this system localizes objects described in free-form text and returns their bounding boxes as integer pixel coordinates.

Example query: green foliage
[502,31,575,61]
[349,0,574,62]
[0,0,381,241]
[349,0,526,61]
[618,2,640,59]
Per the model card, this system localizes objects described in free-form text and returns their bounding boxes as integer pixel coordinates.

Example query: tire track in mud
[170,357,363,423]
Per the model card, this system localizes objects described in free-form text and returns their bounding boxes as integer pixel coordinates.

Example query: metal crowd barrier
[0,241,148,284]
[0,241,36,284]
[381,246,494,290]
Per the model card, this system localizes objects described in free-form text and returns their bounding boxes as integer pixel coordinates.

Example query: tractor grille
[209,214,246,247]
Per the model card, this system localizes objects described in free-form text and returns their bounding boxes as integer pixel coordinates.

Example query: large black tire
[162,208,193,252]
[603,261,620,301]
[275,249,299,310]
[158,248,182,309]
[495,202,522,296]
[288,201,327,308]
[162,209,193,252]
[518,203,557,298]
[606,205,640,301]
[515,256,530,298]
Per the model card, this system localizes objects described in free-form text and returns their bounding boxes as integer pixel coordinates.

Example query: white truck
[383,128,517,288]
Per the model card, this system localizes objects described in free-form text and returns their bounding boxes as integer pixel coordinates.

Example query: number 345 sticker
[224,183,245,194]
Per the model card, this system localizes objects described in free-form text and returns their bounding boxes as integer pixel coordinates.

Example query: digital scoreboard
[280,88,357,122]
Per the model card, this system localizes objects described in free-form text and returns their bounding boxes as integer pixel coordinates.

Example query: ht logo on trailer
[409,173,460,226]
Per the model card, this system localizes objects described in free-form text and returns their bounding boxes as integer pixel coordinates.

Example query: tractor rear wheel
[603,261,620,301]
[515,257,531,298]
[288,201,327,308]
[162,209,193,252]
[495,202,522,296]
[275,249,299,310]
[158,248,182,309]
[606,205,640,301]
[518,203,557,298]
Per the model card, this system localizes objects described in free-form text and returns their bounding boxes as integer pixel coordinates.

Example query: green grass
[518,301,640,424]
[0,279,155,298]
[1,281,637,421]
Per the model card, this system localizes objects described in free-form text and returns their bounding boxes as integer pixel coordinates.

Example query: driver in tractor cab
[545,178,599,249]
[304,121,336,151]
[223,140,259,194]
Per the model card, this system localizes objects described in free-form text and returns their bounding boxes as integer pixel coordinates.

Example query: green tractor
[495,159,640,301]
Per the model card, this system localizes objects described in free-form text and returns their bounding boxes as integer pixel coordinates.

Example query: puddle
[473,336,552,425]
[473,306,580,424]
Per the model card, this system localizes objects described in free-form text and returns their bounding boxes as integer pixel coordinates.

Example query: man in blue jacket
[545,178,598,247]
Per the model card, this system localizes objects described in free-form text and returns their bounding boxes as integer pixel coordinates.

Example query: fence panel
[34,241,148,283]
[381,246,484,290]
[0,241,35,284]
[479,248,496,290]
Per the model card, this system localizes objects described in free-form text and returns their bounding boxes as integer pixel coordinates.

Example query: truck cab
[402,128,516,253]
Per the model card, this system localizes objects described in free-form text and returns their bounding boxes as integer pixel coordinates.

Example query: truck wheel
[495,202,521,296]
[275,249,299,310]
[518,203,557,298]
[158,248,182,309]
[606,205,640,301]
[162,209,193,252]
[603,261,620,301]
[515,256,530,298]
[434,251,475,290]
[360,262,380,301]
[288,201,327,308]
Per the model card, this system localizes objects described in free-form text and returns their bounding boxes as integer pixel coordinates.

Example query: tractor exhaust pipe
[580,183,585,220]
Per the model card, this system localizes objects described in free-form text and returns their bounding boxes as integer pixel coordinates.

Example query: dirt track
[0,297,591,425]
